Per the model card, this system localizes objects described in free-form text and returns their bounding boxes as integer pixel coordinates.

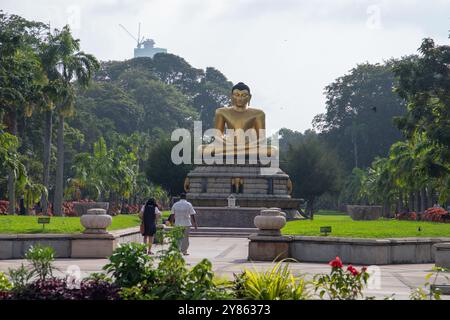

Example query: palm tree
[49,26,99,216]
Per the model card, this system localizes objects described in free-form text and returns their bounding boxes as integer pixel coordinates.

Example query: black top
[142,205,157,236]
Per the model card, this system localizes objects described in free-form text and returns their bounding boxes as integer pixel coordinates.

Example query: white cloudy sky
[1,0,449,132]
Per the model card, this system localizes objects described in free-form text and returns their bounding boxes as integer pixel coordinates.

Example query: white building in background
[134,39,167,58]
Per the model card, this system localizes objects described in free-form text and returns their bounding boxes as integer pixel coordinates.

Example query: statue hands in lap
[200,82,276,158]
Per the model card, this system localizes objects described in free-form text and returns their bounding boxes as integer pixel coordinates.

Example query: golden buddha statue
[200,82,276,159]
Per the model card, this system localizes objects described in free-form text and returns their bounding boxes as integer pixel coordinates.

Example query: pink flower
[347,265,359,276]
[329,256,343,269]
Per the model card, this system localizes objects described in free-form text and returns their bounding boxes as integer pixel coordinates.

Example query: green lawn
[282,215,450,238]
[0,214,141,234]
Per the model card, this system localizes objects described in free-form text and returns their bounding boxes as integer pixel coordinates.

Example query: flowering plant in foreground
[313,256,370,300]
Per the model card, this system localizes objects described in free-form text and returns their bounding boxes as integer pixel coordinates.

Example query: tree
[281,132,342,218]
[394,37,450,167]
[194,67,232,128]
[51,25,99,216]
[145,139,193,196]
[0,12,46,213]
[313,61,406,171]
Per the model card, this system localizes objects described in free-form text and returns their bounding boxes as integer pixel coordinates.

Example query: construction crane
[119,23,145,49]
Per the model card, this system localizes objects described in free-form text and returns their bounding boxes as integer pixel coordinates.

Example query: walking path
[1,237,448,300]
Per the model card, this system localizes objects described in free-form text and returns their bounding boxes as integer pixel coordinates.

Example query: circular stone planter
[80,208,112,234]
[347,205,382,221]
[254,208,286,236]
[73,202,109,216]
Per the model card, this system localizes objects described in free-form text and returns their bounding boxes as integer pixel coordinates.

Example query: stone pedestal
[248,235,292,261]
[347,205,382,221]
[80,208,112,234]
[194,207,264,228]
[185,165,302,227]
[434,242,450,268]
[248,208,289,261]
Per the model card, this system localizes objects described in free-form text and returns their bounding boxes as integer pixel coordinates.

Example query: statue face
[231,89,251,108]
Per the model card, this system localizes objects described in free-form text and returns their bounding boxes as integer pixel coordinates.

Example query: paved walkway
[1,237,449,300]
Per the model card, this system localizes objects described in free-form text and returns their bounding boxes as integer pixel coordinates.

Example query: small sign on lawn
[320,226,332,236]
[37,217,51,230]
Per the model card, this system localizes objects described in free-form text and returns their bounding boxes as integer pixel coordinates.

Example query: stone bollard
[80,208,112,234]
[249,208,291,261]
[254,208,286,236]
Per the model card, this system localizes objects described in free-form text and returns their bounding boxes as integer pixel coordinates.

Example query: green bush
[313,257,370,300]
[24,245,56,281]
[0,272,12,291]
[119,227,231,300]
[103,242,155,288]
[233,261,310,300]
[7,264,34,294]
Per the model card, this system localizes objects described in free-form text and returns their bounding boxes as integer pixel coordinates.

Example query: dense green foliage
[0,12,232,212]
[313,61,406,170]
[2,241,444,300]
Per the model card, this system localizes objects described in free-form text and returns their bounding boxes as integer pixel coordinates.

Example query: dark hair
[144,198,156,218]
[146,198,156,207]
[232,82,250,94]
[180,193,186,199]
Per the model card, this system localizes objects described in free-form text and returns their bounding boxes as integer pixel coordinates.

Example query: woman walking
[139,198,161,255]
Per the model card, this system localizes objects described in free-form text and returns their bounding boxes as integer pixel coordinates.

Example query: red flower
[361,267,368,273]
[347,265,359,276]
[329,256,343,269]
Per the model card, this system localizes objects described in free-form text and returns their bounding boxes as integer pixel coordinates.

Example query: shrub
[396,212,417,221]
[74,278,120,300]
[7,264,34,294]
[120,227,231,300]
[233,260,310,300]
[0,272,12,291]
[103,242,155,288]
[24,245,56,281]
[423,207,450,223]
[410,266,450,300]
[15,278,70,300]
[313,256,370,300]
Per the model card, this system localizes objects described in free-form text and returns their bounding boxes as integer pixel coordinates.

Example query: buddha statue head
[231,82,251,110]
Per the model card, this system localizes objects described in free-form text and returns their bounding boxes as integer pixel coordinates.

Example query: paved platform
[1,236,449,300]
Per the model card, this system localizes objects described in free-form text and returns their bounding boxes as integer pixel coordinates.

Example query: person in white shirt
[171,193,198,255]
[139,198,161,255]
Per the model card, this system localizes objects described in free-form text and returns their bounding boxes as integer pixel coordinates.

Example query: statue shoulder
[247,107,265,116]
[215,107,230,116]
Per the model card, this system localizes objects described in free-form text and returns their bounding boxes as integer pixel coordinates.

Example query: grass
[282,215,450,238]
[0,214,141,234]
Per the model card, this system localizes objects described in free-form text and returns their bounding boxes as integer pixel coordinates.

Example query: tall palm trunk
[414,191,420,213]
[427,185,434,207]
[54,113,64,216]
[7,109,17,215]
[420,188,427,213]
[408,192,414,212]
[42,109,52,213]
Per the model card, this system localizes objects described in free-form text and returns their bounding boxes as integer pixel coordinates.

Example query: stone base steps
[190,227,257,237]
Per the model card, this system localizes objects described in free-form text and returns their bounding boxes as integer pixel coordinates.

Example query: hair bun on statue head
[232,82,251,94]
